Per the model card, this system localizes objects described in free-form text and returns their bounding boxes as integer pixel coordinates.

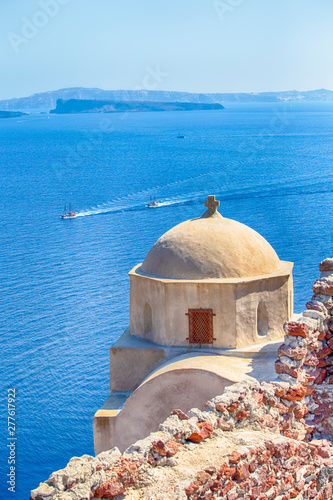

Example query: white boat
[60,204,77,219]
[147,200,159,208]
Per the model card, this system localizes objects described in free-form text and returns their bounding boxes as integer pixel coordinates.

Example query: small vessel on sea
[177,134,185,138]
[147,200,159,208]
[60,204,77,219]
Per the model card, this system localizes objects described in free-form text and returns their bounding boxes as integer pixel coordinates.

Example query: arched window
[143,303,152,336]
[257,302,268,337]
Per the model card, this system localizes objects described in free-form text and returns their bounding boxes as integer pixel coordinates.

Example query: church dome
[140,196,282,280]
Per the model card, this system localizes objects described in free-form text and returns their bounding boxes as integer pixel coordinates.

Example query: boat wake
[74,168,333,218]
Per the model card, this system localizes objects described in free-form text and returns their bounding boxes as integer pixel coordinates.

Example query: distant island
[1,87,333,111]
[0,110,27,118]
[50,99,224,114]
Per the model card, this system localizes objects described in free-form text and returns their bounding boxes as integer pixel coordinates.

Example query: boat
[177,134,185,139]
[147,200,159,208]
[60,204,77,219]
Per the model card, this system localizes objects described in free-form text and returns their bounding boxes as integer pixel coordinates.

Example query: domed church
[93,196,294,454]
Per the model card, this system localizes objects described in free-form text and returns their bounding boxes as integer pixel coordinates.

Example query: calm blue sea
[1,102,333,498]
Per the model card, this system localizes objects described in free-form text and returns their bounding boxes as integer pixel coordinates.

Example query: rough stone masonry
[30,257,333,500]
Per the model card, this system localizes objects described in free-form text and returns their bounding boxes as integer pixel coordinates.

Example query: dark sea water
[1,102,333,498]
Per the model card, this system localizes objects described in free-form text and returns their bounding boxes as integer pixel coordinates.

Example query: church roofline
[129,261,294,284]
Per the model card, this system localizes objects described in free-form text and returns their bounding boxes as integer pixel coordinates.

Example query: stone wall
[30,379,333,499]
[275,257,333,438]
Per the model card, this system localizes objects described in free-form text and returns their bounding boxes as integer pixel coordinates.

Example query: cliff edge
[50,99,224,114]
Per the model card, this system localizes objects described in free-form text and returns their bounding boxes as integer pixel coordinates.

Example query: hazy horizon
[1,0,333,101]
[2,86,333,102]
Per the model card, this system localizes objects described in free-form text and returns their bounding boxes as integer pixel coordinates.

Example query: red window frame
[186,308,216,345]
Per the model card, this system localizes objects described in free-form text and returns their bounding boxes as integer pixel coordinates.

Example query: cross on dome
[204,195,220,213]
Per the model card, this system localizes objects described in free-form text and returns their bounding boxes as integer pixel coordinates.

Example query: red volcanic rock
[327,337,333,348]
[293,404,308,420]
[147,453,156,467]
[304,354,319,367]
[209,479,223,491]
[312,402,331,415]
[319,258,333,272]
[306,300,325,312]
[314,368,327,384]
[171,408,189,420]
[151,439,180,457]
[304,374,316,384]
[275,386,286,397]
[249,459,257,472]
[235,409,249,420]
[265,471,276,489]
[166,440,180,457]
[215,402,228,413]
[275,360,299,378]
[195,470,211,485]
[188,422,213,443]
[280,413,292,430]
[228,451,242,464]
[253,391,264,406]
[235,462,250,481]
[317,358,329,367]
[95,480,125,497]
[151,440,167,456]
[216,417,232,430]
[259,414,278,431]
[284,321,310,338]
[313,280,333,296]
[203,466,216,475]
[185,480,201,496]
[266,440,295,459]
[310,440,333,458]
[238,479,251,493]
[283,430,299,439]
[219,463,237,479]
[227,401,240,412]
[278,344,307,360]
[94,457,138,497]
[282,386,307,401]
[250,487,262,499]
[282,474,295,490]
[276,402,292,414]
[221,480,236,495]
[317,347,333,358]
[258,450,271,465]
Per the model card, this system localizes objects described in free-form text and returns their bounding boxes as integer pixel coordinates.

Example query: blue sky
[1,0,333,99]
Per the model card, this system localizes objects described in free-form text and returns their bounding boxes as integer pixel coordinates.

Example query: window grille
[186,309,216,345]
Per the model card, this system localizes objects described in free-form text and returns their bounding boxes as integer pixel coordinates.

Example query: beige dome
[140,213,282,280]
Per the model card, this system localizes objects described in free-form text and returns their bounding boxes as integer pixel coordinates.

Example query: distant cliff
[1,87,333,110]
[0,110,27,118]
[50,98,224,114]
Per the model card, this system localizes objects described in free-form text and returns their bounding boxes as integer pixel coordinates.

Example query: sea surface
[1,102,333,498]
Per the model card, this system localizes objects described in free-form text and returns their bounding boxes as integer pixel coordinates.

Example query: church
[93,196,294,454]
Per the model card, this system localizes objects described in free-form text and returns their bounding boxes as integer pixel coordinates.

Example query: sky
[1,0,333,100]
